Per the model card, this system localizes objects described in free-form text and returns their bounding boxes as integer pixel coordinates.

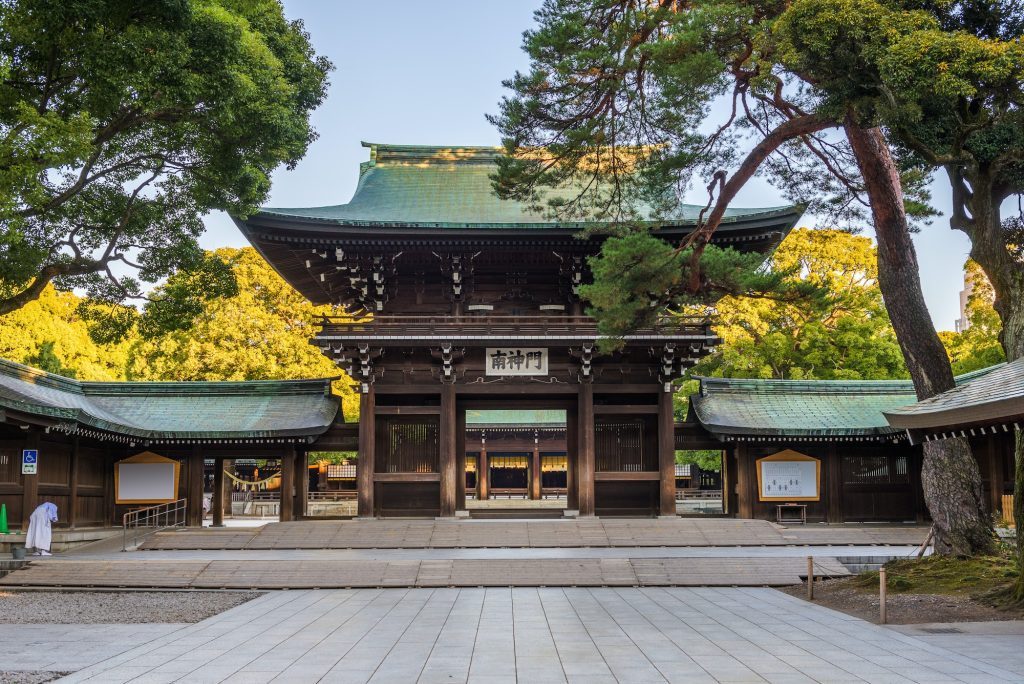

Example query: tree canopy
[940,260,1006,375]
[0,0,331,339]
[697,228,907,380]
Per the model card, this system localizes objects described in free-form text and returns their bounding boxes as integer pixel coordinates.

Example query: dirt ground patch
[0,590,261,624]
[781,576,1024,624]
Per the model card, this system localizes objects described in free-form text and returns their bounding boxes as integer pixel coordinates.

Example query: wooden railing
[318,314,715,339]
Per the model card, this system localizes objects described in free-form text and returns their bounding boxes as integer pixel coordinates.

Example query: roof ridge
[0,358,85,395]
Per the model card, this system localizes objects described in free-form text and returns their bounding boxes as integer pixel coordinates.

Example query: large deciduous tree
[491,0,993,554]
[127,247,358,420]
[701,228,907,380]
[0,0,331,337]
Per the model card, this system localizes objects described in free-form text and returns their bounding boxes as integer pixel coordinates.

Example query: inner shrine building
[237,142,802,518]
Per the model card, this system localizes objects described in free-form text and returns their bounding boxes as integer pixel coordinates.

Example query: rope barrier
[224,470,281,491]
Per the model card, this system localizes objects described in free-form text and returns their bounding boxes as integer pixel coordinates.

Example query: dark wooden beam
[357,385,376,517]
[375,406,442,415]
[594,471,660,481]
[577,383,595,516]
[439,383,457,517]
[294,449,308,520]
[658,390,676,516]
[478,441,489,501]
[566,407,578,510]
[373,472,441,483]
[594,405,658,415]
[531,441,541,500]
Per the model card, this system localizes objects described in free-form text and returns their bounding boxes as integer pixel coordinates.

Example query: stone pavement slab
[0,556,851,589]
[37,587,1022,683]
[139,519,929,551]
[890,621,1024,678]
[0,624,187,673]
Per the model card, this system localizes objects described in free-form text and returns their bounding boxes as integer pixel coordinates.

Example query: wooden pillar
[186,446,204,527]
[293,448,307,520]
[279,446,295,522]
[735,443,754,519]
[658,389,676,517]
[826,443,843,523]
[531,436,542,500]
[439,382,457,517]
[456,408,467,510]
[211,457,225,527]
[478,437,489,501]
[357,384,376,517]
[68,436,80,529]
[222,459,234,518]
[577,382,596,516]
[20,431,40,530]
[566,408,578,510]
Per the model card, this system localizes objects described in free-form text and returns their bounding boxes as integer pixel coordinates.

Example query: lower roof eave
[704,427,905,443]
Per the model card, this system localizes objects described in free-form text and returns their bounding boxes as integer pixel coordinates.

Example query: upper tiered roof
[255,142,799,230]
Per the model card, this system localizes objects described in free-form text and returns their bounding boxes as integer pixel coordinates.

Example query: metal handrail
[122,498,187,551]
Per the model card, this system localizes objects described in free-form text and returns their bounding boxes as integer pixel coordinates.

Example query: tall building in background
[955,273,974,333]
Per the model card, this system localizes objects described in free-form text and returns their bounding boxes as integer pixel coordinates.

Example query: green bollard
[0,503,7,534]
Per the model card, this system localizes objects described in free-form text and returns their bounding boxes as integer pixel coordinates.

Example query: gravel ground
[780,578,1024,624]
[0,673,69,684]
[0,590,261,624]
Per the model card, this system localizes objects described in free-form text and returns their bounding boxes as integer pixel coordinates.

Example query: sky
[200,0,973,332]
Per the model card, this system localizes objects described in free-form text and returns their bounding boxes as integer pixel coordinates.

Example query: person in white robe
[25,502,58,556]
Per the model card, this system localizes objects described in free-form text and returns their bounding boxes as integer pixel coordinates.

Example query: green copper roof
[692,367,1002,439]
[258,142,799,229]
[466,409,566,426]
[884,359,1019,430]
[0,359,340,441]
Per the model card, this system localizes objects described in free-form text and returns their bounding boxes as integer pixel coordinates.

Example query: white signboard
[485,347,548,376]
[760,461,817,499]
[21,449,37,475]
[117,462,177,503]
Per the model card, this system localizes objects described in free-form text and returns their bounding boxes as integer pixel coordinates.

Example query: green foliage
[675,450,722,472]
[127,247,358,420]
[0,0,331,337]
[581,233,820,350]
[940,260,1006,374]
[0,284,130,380]
[24,340,77,378]
[695,228,908,380]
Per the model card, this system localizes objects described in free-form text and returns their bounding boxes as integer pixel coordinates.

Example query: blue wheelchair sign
[21,449,38,474]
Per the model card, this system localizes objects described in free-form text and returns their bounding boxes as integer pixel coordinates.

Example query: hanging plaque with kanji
[485,348,548,376]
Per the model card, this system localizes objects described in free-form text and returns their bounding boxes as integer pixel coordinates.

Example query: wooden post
[357,384,376,517]
[68,436,80,529]
[807,556,814,601]
[279,446,295,523]
[531,434,541,500]
[222,459,233,519]
[186,446,204,527]
[478,438,489,501]
[577,382,596,517]
[987,436,1003,515]
[20,431,40,530]
[736,444,754,519]
[293,448,308,520]
[456,408,467,510]
[211,457,225,527]
[439,382,457,517]
[658,389,676,516]
[879,567,887,624]
[105,444,116,527]
[826,443,842,523]
[566,407,578,510]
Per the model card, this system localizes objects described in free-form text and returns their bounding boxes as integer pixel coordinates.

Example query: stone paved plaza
[3,587,1019,683]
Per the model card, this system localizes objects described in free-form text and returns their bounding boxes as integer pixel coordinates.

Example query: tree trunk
[845,121,992,556]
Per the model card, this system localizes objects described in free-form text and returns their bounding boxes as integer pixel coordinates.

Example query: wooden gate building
[237,142,802,518]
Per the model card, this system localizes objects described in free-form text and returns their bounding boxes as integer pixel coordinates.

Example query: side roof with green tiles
[690,366,1001,440]
[0,359,340,440]
[884,358,1020,430]
[256,142,800,229]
